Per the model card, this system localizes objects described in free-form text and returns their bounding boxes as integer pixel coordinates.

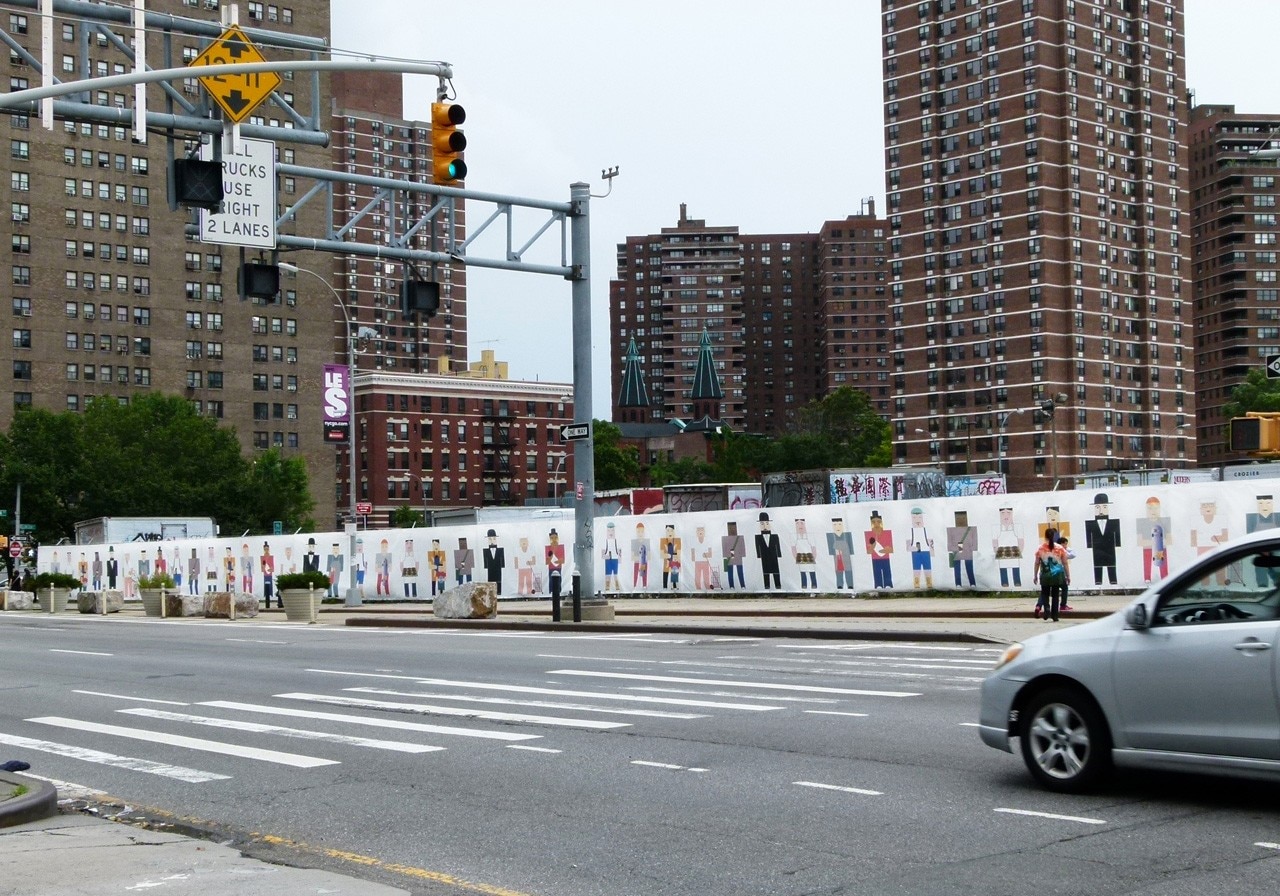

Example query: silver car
[979,529,1280,792]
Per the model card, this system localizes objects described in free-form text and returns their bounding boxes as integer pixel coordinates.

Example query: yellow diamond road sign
[190,26,281,124]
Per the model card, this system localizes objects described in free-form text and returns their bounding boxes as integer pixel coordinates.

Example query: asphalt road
[2,612,1279,895]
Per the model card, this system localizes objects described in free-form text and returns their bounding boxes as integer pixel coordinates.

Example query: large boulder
[77,590,124,614]
[162,592,206,617]
[203,592,260,618]
[433,582,498,619]
[2,591,34,611]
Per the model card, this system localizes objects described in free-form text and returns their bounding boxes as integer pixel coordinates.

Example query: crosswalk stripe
[547,670,922,698]
[199,701,541,742]
[345,687,706,720]
[273,693,630,730]
[117,708,444,754]
[0,731,229,783]
[27,717,338,768]
[306,669,783,711]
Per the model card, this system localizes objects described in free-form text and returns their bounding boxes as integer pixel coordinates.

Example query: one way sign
[560,422,591,441]
[1268,354,1280,379]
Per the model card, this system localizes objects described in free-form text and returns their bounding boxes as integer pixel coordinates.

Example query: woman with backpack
[1032,527,1070,622]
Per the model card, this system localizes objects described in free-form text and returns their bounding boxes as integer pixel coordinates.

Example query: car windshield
[1155,549,1280,625]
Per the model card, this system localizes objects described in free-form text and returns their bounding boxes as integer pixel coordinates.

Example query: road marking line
[957,722,981,728]
[506,745,562,754]
[794,781,882,796]
[536,653,665,664]
[995,807,1106,825]
[118,708,444,753]
[50,649,112,656]
[626,686,837,704]
[225,638,289,644]
[201,700,539,742]
[1256,842,1280,850]
[548,669,921,698]
[347,687,706,719]
[275,692,630,730]
[804,710,869,718]
[632,760,706,773]
[305,669,783,711]
[74,690,188,705]
[0,731,229,783]
[27,717,338,768]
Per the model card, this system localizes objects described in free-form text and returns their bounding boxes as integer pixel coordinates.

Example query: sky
[327,0,1280,418]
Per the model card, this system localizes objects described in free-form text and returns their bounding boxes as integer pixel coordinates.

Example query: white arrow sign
[561,423,591,441]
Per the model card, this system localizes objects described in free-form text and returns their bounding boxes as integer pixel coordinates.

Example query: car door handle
[1233,639,1272,652]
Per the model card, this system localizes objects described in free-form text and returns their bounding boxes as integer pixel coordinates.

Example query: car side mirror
[1126,603,1149,630]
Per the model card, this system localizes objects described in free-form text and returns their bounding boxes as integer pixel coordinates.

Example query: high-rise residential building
[882,0,1193,489]
[1188,104,1280,466]
[610,206,889,436]
[1,0,338,518]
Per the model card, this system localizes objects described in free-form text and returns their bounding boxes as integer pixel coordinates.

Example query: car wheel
[1019,686,1112,793]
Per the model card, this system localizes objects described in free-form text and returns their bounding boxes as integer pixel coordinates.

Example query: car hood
[998,609,1132,681]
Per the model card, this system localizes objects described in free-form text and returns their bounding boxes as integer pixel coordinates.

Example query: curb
[0,772,58,829]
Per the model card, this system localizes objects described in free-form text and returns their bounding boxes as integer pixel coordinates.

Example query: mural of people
[631,523,650,589]
[375,538,392,597]
[455,537,475,585]
[601,522,623,592]
[947,510,977,588]
[428,538,448,595]
[282,544,297,575]
[689,525,714,591]
[515,536,537,595]
[483,529,506,595]
[1191,499,1230,586]
[154,548,167,579]
[755,512,782,589]
[402,538,419,598]
[123,551,135,598]
[354,538,369,599]
[1037,506,1071,544]
[91,551,103,591]
[223,546,236,592]
[545,529,565,598]
[1084,493,1121,586]
[991,506,1025,588]
[793,519,818,590]
[1245,494,1278,585]
[1136,496,1171,583]
[261,541,276,607]
[722,521,746,589]
[302,538,321,573]
[827,518,855,590]
[187,548,200,596]
[326,543,344,598]
[137,549,151,582]
[206,545,219,592]
[106,547,118,591]
[77,553,89,589]
[864,510,894,589]
[660,524,681,590]
[239,543,253,594]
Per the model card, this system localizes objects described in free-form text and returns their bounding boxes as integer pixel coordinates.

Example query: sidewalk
[0,591,1133,894]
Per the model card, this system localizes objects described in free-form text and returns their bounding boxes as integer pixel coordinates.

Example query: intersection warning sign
[190,26,281,124]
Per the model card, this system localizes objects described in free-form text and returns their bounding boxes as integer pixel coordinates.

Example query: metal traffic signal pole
[569,183,597,603]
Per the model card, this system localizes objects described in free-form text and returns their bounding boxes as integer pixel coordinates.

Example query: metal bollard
[551,585,561,622]
[572,572,582,623]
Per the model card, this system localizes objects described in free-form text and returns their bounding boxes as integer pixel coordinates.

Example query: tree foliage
[0,394,314,543]
[591,419,640,491]
[1223,370,1280,419]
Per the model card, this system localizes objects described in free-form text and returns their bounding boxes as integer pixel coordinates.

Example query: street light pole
[279,261,363,607]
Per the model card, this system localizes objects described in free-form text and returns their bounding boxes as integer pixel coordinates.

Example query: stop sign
[9,539,22,558]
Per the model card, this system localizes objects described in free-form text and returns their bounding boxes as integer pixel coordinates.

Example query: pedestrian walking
[1032,528,1070,622]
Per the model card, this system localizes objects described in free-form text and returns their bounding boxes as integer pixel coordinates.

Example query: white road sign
[198,137,276,249]
[561,422,591,441]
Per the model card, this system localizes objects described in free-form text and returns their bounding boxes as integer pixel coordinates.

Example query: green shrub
[137,572,176,590]
[31,572,82,591]
[275,570,331,591]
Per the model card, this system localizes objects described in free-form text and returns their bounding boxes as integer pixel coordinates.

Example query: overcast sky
[328,0,1279,417]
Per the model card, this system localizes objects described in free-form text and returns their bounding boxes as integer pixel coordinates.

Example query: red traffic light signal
[431,102,467,184]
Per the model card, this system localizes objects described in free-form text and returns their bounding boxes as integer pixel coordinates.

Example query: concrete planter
[280,587,318,623]
[138,588,166,617]
[35,588,72,614]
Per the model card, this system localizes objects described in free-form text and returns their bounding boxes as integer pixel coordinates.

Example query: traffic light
[239,262,280,301]
[431,102,467,184]
[173,157,223,211]
[401,279,440,320]
[1230,414,1280,453]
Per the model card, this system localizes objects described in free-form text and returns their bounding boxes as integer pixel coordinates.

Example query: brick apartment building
[882,0,1194,488]
[1188,104,1280,467]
